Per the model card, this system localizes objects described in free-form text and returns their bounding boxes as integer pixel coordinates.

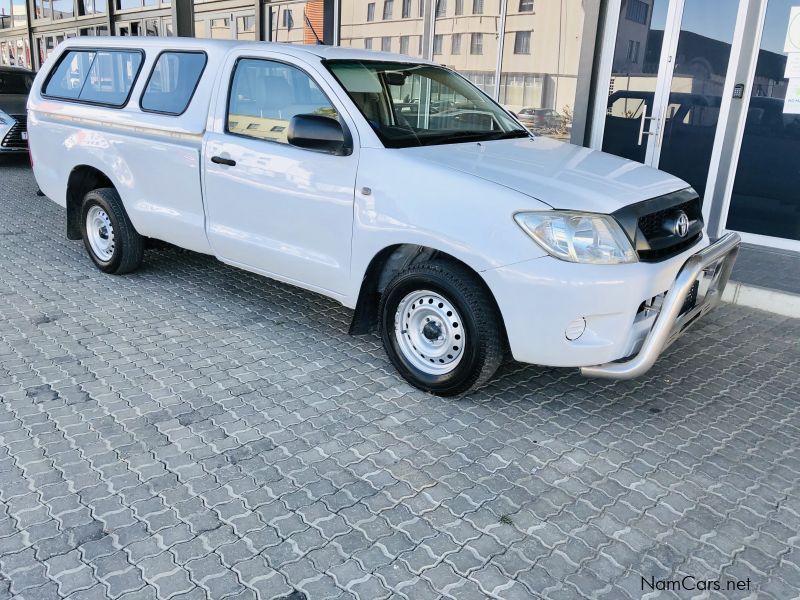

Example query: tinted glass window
[44,50,95,99]
[79,51,142,105]
[0,71,34,94]
[227,58,337,144]
[44,48,142,106]
[141,51,206,114]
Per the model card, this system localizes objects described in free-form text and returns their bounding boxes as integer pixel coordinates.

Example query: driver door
[203,52,359,297]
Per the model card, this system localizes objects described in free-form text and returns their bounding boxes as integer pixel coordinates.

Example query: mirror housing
[287,114,351,156]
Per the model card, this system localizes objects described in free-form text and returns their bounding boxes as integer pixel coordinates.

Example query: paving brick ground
[1,158,799,600]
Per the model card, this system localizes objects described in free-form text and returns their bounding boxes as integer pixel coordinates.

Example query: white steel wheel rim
[86,205,115,262]
[394,289,465,375]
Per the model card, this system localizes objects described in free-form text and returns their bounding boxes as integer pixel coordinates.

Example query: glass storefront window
[600,0,738,197]
[269,1,324,44]
[0,0,11,30]
[0,37,28,66]
[79,0,107,15]
[726,0,800,241]
[209,17,230,38]
[237,15,255,40]
[34,0,50,19]
[11,0,25,27]
[52,0,74,19]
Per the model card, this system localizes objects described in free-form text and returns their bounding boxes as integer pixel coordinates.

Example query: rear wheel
[380,260,504,396]
[80,188,144,274]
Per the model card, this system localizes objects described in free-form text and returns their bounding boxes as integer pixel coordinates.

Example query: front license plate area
[21,132,28,140]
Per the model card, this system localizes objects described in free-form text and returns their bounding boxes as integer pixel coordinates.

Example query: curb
[722,281,800,319]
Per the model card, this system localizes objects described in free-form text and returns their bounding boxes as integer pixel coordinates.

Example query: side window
[227,58,338,144]
[80,51,143,106]
[141,52,207,115]
[44,49,143,107]
[44,50,95,100]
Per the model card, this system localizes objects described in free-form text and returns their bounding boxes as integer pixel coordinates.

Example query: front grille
[1,114,28,149]
[612,189,704,262]
[638,199,697,241]
[638,235,701,261]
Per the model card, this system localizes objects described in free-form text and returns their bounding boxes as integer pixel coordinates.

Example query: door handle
[211,155,236,167]
[637,112,660,146]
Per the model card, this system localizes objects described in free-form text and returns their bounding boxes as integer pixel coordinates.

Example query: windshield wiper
[481,130,531,141]
[417,129,530,146]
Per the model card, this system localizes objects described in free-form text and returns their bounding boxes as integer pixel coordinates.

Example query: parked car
[517,107,565,130]
[0,65,33,154]
[27,38,740,395]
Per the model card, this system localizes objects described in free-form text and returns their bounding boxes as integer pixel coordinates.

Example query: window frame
[470,32,483,55]
[223,55,351,152]
[138,49,208,116]
[513,31,531,55]
[451,32,461,54]
[42,46,145,109]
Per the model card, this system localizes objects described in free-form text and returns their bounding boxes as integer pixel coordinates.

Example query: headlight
[0,110,12,140]
[514,211,637,264]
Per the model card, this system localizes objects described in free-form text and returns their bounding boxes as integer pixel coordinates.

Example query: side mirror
[287,114,351,156]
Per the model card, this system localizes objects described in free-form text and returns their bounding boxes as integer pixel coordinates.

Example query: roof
[58,37,435,65]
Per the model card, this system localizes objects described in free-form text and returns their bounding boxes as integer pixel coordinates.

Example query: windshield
[325,60,528,148]
[0,71,34,95]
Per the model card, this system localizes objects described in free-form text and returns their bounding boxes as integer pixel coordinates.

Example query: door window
[141,51,207,115]
[227,58,338,144]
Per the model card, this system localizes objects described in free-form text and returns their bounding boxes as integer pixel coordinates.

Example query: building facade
[1,0,798,251]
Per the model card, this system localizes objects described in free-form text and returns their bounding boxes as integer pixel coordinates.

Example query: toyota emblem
[673,211,690,237]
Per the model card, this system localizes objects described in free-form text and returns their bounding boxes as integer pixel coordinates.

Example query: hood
[400,136,688,213]
[0,94,28,117]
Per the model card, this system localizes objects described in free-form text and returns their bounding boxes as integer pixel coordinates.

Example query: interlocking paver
[0,160,799,599]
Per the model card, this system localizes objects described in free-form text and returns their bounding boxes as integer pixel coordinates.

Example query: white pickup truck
[28,37,740,396]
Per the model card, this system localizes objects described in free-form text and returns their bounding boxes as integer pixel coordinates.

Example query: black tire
[379,259,504,396]
[80,188,144,275]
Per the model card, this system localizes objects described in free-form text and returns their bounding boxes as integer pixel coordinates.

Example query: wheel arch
[65,165,115,240]
[348,244,508,347]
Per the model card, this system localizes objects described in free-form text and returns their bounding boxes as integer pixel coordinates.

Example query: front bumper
[481,232,740,374]
[581,232,740,379]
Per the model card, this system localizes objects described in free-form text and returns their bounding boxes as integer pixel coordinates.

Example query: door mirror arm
[287,114,353,156]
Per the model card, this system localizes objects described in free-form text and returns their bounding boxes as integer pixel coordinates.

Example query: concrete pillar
[171,0,194,37]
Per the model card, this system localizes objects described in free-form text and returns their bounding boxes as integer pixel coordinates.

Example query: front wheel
[80,188,144,275]
[380,260,504,396]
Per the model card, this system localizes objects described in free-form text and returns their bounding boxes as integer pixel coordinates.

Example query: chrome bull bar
[581,232,741,380]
